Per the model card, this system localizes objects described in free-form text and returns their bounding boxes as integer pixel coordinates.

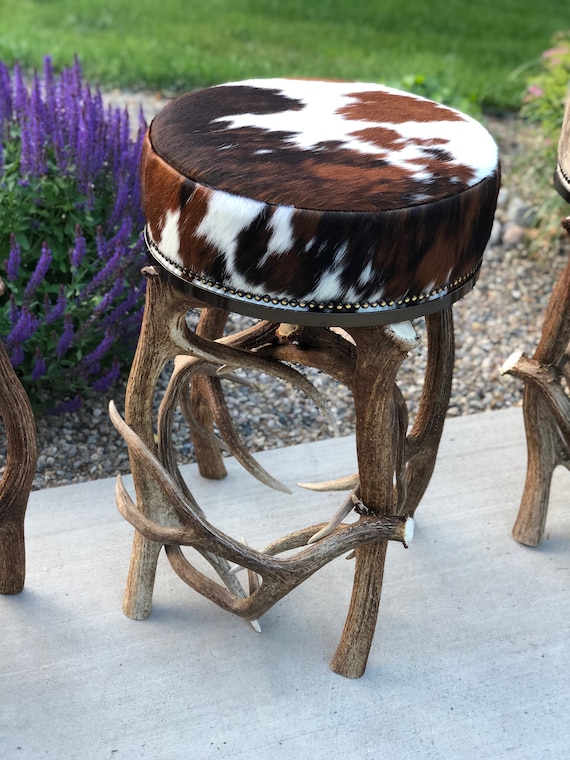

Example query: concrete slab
[1,407,568,759]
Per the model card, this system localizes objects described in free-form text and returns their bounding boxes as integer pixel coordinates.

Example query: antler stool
[111,79,500,678]
[502,97,570,545]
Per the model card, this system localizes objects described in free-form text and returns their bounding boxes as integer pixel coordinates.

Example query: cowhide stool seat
[110,79,500,678]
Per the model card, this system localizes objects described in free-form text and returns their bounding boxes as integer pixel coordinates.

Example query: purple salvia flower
[43,57,56,137]
[70,226,86,269]
[12,63,29,120]
[56,315,74,359]
[107,177,130,231]
[106,214,132,249]
[19,122,31,176]
[108,108,125,176]
[77,332,114,379]
[93,277,127,316]
[76,117,89,192]
[31,346,47,381]
[81,88,105,182]
[137,105,147,135]
[52,116,67,172]
[51,75,68,173]
[29,72,47,175]
[101,288,143,330]
[95,224,110,261]
[6,233,21,281]
[23,242,52,304]
[72,55,83,87]
[48,395,83,415]
[0,62,13,129]
[45,285,67,324]
[85,182,95,212]
[68,74,83,153]
[91,357,121,393]
[7,308,40,346]
[81,330,115,370]
[130,173,143,220]
[8,343,25,368]
[75,247,123,299]
[91,87,106,166]
[90,119,106,180]
[8,294,19,327]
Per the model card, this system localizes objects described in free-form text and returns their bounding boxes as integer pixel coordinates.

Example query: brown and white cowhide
[141,79,500,315]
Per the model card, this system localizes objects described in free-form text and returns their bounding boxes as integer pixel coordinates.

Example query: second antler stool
[502,97,570,546]
[111,79,500,678]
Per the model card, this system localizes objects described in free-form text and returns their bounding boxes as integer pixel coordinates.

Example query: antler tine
[205,374,292,493]
[115,472,257,615]
[173,319,339,433]
[163,354,292,494]
[159,357,225,461]
[110,400,286,576]
[306,489,358,544]
[297,473,359,492]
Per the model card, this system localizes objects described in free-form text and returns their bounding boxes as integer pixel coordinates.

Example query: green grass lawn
[0,0,568,111]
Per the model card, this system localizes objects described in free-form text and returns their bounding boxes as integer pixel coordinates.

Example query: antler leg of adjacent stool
[330,323,420,678]
[512,387,560,545]
[502,246,570,546]
[0,337,38,595]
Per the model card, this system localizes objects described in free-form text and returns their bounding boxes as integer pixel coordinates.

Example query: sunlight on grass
[0,0,568,110]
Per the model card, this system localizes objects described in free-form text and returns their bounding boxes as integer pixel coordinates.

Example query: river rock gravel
[1,93,568,490]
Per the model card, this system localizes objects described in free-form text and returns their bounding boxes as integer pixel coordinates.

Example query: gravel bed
[1,93,568,490]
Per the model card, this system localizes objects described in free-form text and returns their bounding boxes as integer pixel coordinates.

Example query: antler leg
[122,267,197,619]
[330,323,420,678]
[513,387,559,546]
[404,308,455,517]
[188,307,229,480]
[0,337,38,595]
[502,246,570,546]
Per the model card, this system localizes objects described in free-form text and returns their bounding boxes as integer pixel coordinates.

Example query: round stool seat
[141,79,500,325]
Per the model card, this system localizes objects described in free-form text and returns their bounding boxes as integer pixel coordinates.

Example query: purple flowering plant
[0,57,147,411]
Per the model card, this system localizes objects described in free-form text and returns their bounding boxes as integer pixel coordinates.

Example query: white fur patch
[304,269,345,303]
[195,190,265,265]
[157,208,182,264]
[214,79,498,185]
[266,206,295,256]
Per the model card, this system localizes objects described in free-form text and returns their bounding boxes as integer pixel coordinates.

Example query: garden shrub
[519,31,570,244]
[522,31,570,152]
[0,57,147,412]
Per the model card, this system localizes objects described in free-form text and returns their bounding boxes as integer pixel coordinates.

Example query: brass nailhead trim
[145,231,480,313]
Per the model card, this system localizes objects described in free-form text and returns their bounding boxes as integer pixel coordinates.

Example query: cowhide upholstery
[141,79,500,322]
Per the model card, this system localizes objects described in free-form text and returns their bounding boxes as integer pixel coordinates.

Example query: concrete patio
[1,406,568,759]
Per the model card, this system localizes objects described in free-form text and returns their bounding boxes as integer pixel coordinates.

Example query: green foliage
[521,31,570,156]
[518,31,570,246]
[398,74,481,118]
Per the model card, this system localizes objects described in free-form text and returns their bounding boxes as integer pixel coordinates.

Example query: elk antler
[110,401,412,623]
[0,334,38,594]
